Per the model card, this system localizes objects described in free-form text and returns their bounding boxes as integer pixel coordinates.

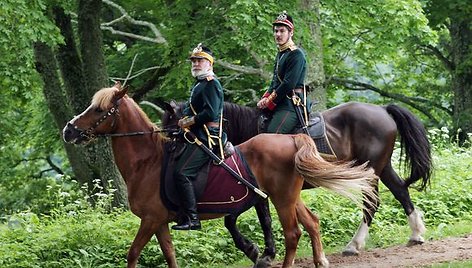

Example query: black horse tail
[385,104,432,191]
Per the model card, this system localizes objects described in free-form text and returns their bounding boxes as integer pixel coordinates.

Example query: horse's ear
[170,100,177,109]
[113,81,122,90]
[114,86,128,101]
[151,97,174,114]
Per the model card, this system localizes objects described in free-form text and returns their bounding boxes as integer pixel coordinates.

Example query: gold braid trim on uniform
[268,91,277,102]
[190,103,224,159]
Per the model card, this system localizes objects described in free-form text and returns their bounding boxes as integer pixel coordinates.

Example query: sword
[183,129,268,199]
[292,92,309,135]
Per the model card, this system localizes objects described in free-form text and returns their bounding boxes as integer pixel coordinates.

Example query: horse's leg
[254,198,276,267]
[224,215,260,264]
[273,202,301,268]
[380,162,426,246]
[295,200,328,267]
[343,182,380,256]
[223,199,275,268]
[127,220,176,268]
[155,224,178,268]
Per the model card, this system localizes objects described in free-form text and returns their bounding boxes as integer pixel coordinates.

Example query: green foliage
[0,0,62,92]
[1,0,68,217]
[423,0,472,27]
[321,0,447,115]
[0,87,70,217]
[1,0,465,218]
[104,0,320,105]
[0,139,471,267]
[0,0,471,266]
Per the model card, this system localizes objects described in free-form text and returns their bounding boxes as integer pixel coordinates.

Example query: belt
[293,88,303,94]
[205,122,219,128]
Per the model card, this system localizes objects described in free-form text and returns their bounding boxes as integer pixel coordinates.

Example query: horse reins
[98,128,175,138]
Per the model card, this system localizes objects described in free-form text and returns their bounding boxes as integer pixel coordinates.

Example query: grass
[0,132,471,267]
[430,260,472,268]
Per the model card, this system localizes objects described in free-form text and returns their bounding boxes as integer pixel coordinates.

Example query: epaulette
[289,44,298,51]
[206,76,214,81]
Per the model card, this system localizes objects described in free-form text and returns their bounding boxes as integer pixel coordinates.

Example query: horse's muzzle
[63,122,86,144]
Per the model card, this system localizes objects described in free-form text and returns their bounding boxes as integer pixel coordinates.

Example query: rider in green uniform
[257,11,308,134]
[172,44,225,231]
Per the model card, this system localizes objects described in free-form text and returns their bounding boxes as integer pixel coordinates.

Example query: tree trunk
[301,0,326,112]
[33,42,94,185]
[449,18,472,145]
[53,6,88,112]
[76,0,128,206]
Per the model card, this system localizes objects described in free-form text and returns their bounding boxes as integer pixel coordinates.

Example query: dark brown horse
[160,100,432,255]
[62,83,379,267]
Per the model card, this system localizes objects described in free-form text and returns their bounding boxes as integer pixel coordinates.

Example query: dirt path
[274,233,472,267]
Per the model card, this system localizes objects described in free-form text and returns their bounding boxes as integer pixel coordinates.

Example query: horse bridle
[72,100,176,142]
[75,102,120,142]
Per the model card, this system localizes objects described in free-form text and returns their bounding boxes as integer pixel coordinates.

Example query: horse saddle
[298,112,337,161]
[160,142,260,214]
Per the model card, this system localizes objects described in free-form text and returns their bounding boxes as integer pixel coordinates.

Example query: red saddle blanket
[161,146,260,214]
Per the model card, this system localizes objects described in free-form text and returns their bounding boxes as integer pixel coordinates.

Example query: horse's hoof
[407,238,424,247]
[247,244,260,263]
[315,256,330,267]
[253,255,272,268]
[342,248,360,256]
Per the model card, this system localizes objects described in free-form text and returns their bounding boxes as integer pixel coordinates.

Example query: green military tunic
[266,45,307,134]
[174,76,224,179]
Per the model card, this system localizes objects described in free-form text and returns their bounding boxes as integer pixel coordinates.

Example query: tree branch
[216,60,271,80]
[45,155,64,175]
[424,44,455,71]
[130,66,171,102]
[15,155,64,178]
[87,2,270,85]
[328,77,453,123]
[101,0,166,44]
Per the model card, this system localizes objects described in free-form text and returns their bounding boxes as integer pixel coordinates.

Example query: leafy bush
[0,131,471,267]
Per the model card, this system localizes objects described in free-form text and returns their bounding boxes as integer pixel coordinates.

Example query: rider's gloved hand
[178,116,195,129]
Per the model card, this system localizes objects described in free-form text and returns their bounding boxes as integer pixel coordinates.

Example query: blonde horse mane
[92,86,159,132]
[92,86,118,110]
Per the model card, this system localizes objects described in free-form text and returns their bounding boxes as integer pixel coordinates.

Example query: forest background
[0,0,471,267]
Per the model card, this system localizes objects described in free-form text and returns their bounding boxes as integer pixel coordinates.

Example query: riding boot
[172,179,201,231]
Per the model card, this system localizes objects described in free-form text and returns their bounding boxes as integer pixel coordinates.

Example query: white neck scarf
[193,69,215,80]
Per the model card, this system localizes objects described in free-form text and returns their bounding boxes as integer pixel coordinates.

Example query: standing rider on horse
[257,11,309,134]
[172,43,225,230]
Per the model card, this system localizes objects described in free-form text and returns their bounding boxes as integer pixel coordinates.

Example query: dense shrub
[0,130,471,267]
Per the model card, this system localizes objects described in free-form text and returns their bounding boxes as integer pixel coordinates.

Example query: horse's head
[63,82,128,144]
[154,99,184,131]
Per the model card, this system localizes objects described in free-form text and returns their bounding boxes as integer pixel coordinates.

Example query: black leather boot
[172,213,201,230]
[172,179,201,231]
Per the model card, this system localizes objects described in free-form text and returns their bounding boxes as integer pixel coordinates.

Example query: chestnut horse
[159,100,433,255]
[62,83,379,268]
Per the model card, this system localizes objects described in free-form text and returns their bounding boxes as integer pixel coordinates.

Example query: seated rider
[172,43,225,231]
[257,11,309,134]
